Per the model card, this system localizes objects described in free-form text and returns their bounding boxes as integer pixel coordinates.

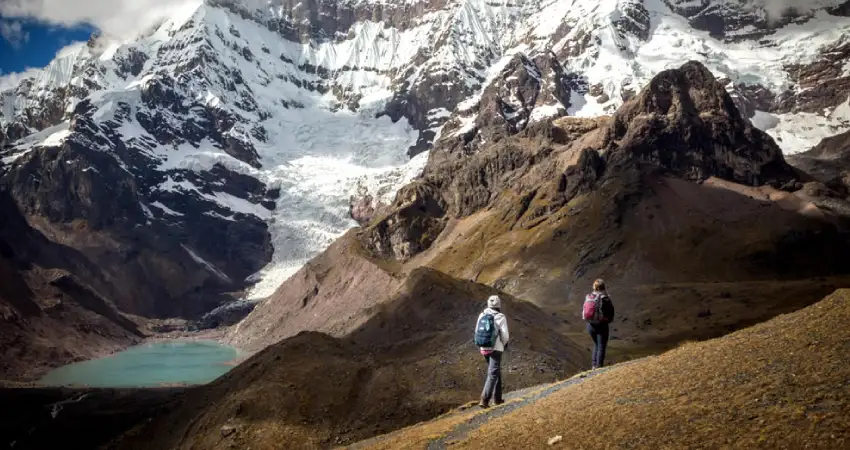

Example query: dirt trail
[343,358,645,450]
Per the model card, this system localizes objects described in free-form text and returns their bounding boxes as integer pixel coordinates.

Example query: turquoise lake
[39,341,239,388]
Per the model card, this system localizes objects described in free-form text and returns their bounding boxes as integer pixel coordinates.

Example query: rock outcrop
[787,129,850,212]
[663,0,840,42]
[774,38,850,116]
[602,61,795,186]
[0,189,143,380]
[789,130,850,185]
[362,61,800,262]
[439,51,576,156]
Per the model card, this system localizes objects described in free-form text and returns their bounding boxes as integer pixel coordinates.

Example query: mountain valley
[1,0,850,448]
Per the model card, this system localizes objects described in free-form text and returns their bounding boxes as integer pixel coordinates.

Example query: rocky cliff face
[361,61,800,261]
[1,103,274,318]
[603,61,795,186]
[0,189,143,380]
[321,59,850,359]
[787,129,850,198]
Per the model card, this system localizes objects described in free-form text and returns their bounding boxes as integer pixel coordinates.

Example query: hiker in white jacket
[474,295,510,408]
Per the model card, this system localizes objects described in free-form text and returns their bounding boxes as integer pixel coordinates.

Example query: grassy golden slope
[414,169,850,362]
[362,289,850,450]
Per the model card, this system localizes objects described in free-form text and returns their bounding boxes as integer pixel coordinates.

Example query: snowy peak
[5,0,848,155]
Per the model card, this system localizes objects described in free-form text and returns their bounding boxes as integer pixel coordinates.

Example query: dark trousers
[481,351,503,403]
[587,323,610,368]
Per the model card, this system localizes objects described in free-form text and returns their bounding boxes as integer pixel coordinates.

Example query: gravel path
[344,359,643,450]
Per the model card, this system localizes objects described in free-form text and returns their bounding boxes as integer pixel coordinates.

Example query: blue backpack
[474,313,499,347]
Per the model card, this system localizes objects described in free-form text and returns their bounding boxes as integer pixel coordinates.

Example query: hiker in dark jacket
[582,279,615,369]
[474,295,510,408]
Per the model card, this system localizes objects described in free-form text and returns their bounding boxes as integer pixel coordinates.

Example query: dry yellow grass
[361,289,850,449]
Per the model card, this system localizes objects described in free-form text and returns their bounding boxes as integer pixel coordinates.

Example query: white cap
[487,295,501,309]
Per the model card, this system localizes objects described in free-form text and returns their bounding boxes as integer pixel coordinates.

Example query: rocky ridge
[361,61,800,262]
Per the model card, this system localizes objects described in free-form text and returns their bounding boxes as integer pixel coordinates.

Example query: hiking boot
[479,397,490,408]
[493,399,505,405]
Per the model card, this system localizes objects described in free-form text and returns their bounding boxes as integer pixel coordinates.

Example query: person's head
[487,295,501,310]
[592,279,606,292]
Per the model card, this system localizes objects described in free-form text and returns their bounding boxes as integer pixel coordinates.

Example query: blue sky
[0,18,94,75]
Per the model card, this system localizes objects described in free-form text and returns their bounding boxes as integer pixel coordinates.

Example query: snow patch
[181,244,232,283]
[530,103,563,121]
[1,149,32,165]
[753,109,850,154]
[750,110,781,131]
[140,202,154,219]
[568,91,596,116]
[151,201,185,217]
[204,191,273,220]
[42,129,72,147]
[428,108,451,120]
[10,122,72,152]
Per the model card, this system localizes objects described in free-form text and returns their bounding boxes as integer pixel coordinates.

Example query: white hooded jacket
[476,307,510,352]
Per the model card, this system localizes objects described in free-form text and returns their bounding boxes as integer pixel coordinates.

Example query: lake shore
[38,339,240,389]
[2,317,250,387]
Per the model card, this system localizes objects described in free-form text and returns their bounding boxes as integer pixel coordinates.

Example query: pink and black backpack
[582,292,610,324]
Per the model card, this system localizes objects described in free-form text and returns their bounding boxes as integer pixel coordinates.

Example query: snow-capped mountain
[1,0,849,313]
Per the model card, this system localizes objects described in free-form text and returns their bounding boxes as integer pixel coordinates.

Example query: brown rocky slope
[787,128,850,199]
[0,188,143,381]
[113,268,585,449]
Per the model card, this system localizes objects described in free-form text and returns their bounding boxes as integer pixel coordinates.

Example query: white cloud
[0,67,40,91]
[0,20,30,49]
[0,0,202,40]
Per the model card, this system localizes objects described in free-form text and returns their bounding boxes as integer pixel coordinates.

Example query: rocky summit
[1,1,850,449]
